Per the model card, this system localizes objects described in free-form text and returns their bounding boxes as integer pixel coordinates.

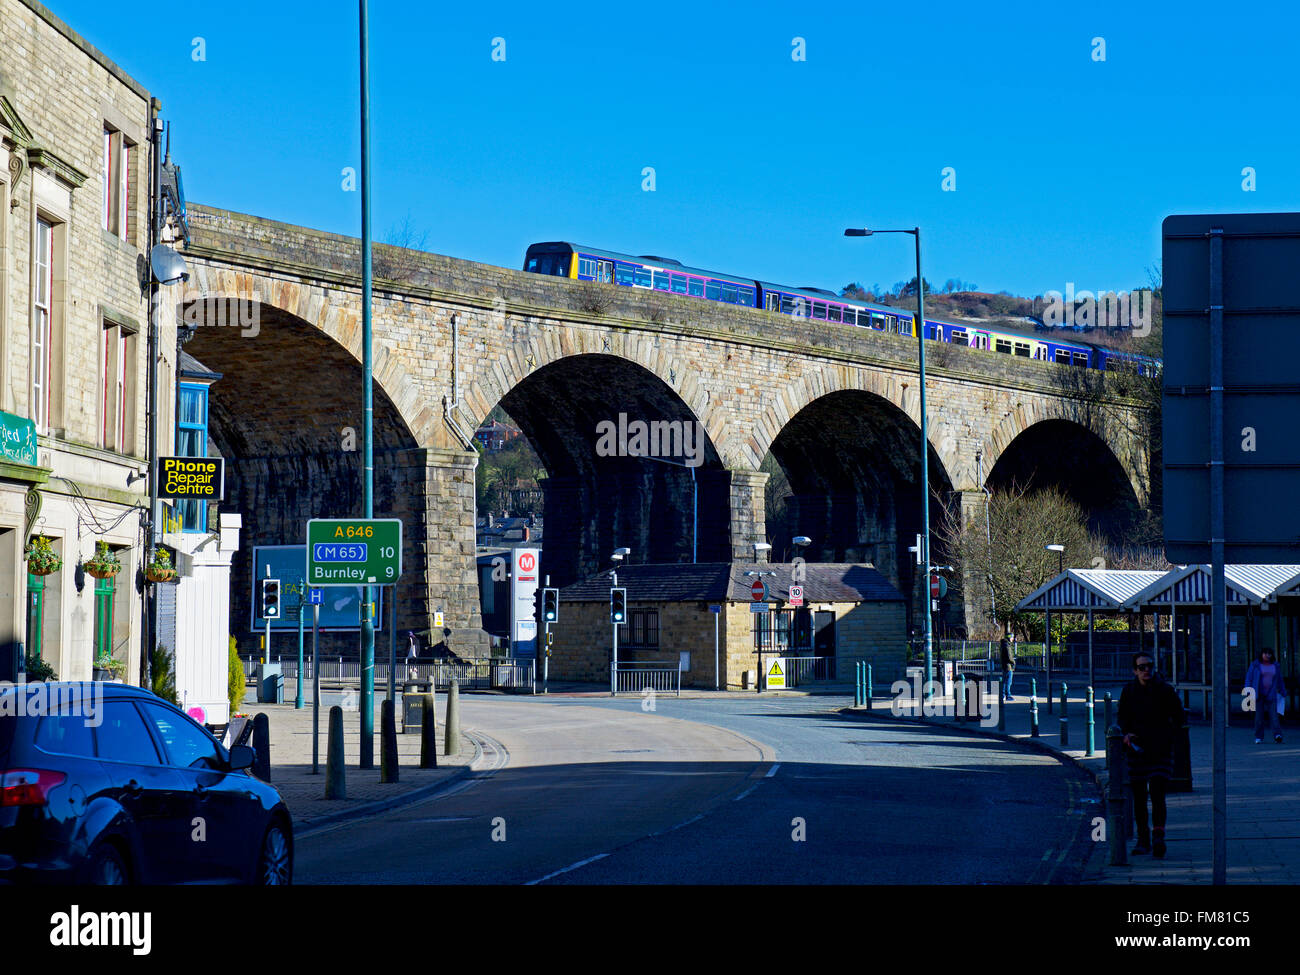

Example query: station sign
[306,519,402,586]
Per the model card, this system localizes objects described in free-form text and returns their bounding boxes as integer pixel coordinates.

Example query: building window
[617,609,658,649]
[33,217,55,431]
[753,609,809,652]
[176,383,209,532]
[102,127,135,242]
[100,318,138,453]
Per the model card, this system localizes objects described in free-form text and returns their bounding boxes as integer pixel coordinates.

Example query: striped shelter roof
[1016,569,1168,612]
[1123,564,1300,610]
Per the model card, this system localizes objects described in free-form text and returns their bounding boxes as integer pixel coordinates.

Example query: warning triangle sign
[768,660,783,677]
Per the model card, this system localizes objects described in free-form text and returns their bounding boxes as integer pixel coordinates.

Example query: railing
[779,656,837,686]
[612,662,681,696]
[245,656,536,692]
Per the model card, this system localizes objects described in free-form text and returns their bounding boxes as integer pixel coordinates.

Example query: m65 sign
[306,519,402,586]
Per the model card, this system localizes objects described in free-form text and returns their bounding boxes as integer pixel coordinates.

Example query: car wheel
[88,844,129,885]
[258,822,292,885]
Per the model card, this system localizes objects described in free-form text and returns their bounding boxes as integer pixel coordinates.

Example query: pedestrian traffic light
[542,587,559,622]
[610,587,626,624]
[261,578,281,619]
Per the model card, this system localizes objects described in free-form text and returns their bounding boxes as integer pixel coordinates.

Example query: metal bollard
[855,662,863,707]
[1059,682,1069,747]
[252,712,271,782]
[958,673,967,722]
[996,673,1006,732]
[1105,724,1129,865]
[380,698,399,783]
[1086,687,1096,757]
[420,692,438,768]
[444,679,462,757]
[1104,691,1113,733]
[1030,677,1040,737]
[867,663,873,702]
[324,705,346,800]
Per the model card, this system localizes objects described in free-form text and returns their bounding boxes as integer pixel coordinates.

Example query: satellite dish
[150,245,189,285]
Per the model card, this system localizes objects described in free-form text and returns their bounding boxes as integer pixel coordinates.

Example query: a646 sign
[306,519,402,586]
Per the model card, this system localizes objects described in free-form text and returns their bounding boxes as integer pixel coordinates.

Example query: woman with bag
[1245,647,1287,744]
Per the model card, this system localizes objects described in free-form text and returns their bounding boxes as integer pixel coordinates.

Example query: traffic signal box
[261,578,281,619]
[610,587,627,624]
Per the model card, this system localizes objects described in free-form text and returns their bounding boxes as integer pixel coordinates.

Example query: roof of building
[558,562,904,604]
[1016,569,1168,611]
[179,352,223,382]
[1125,564,1300,609]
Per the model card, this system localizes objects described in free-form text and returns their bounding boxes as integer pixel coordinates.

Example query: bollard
[380,698,399,783]
[324,705,346,800]
[867,663,873,702]
[996,674,1006,732]
[420,692,439,768]
[958,673,967,722]
[251,712,271,782]
[1059,682,1069,747]
[444,679,462,758]
[1105,724,1129,865]
[1104,691,1113,734]
[1030,678,1039,737]
[1086,687,1096,756]
[855,662,862,707]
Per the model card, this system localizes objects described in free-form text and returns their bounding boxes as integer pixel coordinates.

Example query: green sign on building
[0,410,38,467]
[306,518,402,586]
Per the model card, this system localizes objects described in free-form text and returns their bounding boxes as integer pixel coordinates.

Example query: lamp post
[1045,543,1064,713]
[358,0,377,768]
[845,227,932,696]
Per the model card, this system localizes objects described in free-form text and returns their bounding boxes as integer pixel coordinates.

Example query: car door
[138,701,257,883]
[95,699,187,884]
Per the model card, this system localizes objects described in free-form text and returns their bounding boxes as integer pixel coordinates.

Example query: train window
[653,270,670,291]
[1054,349,1071,364]
[671,274,688,294]
[898,317,912,335]
[871,314,885,330]
[1073,352,1089,367]
[525,256,540,273]
[616,264,635,286]
[828,305,842,323]
[689,277,705,297]
[578,257,598,279]
[634,267,652,288]
[927,325,940,340]
[705,280,721,300]
[995,340,1012,354]
[781,295,802,316]
[812,302,827,320]
[842,308,858,326]
[738,287,754,306]
[765,292,780,311]
[886,315,897,331]
[1014,343,1030,357]
[950,329,967,345]
[721,283,738,303]
[596,260,614,283]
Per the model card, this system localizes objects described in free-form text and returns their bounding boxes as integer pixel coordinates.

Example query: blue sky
[50,0,1298,297]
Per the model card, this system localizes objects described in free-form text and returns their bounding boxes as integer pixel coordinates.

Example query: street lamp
[1045,543,1065,713]
[845,226,933,697]
[610,547,630,695]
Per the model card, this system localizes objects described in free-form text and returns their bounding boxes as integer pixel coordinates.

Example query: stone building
[0,0,186,686]
[551,562,907,689]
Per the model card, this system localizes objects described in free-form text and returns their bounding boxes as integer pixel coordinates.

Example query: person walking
[999,634,1016,702]
[1245,647,1287,744]
[1118,651,1186,858]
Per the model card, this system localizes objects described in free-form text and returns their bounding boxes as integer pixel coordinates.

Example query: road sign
[930,574,947,599]
[306,519,402,586]
[1163,213,1300,563]
[750,579,766,601]
[788,585,804,607]
[309,588,323,605]
[708,604,721,614]
[750,602,770,614]
[766,658,786,690]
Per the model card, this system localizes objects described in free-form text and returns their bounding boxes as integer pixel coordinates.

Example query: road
[295,694,1097,884]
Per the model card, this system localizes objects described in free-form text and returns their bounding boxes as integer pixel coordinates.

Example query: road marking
[525,853,610,886]
[733,783,761,802]
[765,763,781,778]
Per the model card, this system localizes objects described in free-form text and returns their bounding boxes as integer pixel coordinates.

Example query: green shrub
[151,643,178,705]
[228,636,245,715]
[24,653,57,682]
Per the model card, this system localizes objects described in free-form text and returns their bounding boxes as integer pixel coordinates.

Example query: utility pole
[358,0,376,768]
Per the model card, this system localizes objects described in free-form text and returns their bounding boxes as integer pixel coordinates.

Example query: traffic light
[610,587,627,624]
[542,587,559,623]
[261,578,281,619]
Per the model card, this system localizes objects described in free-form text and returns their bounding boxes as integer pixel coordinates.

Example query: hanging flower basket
[145,547,177,583]
[83,540,123,580]
[24,535,62,576]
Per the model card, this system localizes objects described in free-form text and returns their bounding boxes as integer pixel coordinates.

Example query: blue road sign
[309,589,323,605]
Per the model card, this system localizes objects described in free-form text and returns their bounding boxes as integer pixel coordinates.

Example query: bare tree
[371,215,430,285]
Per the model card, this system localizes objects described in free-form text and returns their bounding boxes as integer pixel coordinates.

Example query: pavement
[239,691,482,835]
[842,670,1300,884]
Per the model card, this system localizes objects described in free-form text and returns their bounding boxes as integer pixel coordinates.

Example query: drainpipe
[443,312,475,449]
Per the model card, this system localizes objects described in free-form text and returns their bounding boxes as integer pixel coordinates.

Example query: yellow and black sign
[159,457,224,500]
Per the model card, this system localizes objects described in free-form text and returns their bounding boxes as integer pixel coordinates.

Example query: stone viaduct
[178,204,1153,654]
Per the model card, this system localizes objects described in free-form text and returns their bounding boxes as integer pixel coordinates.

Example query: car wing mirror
[228,745,255,771]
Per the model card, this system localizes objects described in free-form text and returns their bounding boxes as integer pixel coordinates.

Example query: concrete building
[0,0,236,713]
[551,562,907,689]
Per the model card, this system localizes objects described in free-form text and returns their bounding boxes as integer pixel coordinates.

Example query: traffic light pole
[296,580,305,709]
[611,570,618,697]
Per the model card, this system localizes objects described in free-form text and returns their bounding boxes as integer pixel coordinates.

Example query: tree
[938,483,1096,640]
[151,644,178,705]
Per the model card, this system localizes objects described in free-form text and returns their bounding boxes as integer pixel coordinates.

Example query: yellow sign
[766,658,786,690]
[159,457,224,500]
[434,611,445,628]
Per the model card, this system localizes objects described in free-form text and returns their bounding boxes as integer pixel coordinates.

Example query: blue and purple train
[523,242,1159,376]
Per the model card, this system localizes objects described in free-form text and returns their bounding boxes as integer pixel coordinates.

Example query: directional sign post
[307,519,402,586]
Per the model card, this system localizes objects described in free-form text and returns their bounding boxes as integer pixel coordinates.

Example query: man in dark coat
[999,635,1016,701]
[1118,651,1186,858]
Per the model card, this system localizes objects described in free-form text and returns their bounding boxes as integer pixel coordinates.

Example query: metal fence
[779,656,837,685]
[245,656,536,692]
[612,662,681,696]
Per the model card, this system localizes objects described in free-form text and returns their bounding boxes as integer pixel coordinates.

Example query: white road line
[525,852,610,886]
[765,763,781,778]
[733,783,760,802]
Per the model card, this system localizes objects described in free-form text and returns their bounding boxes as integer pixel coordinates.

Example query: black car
[0,682,291,884]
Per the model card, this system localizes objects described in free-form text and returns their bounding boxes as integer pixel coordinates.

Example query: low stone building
[550,562,907,689]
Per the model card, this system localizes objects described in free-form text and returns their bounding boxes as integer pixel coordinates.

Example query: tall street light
[1045,543,1065,713]
[358,0,376,768]
[845,227,933,696]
